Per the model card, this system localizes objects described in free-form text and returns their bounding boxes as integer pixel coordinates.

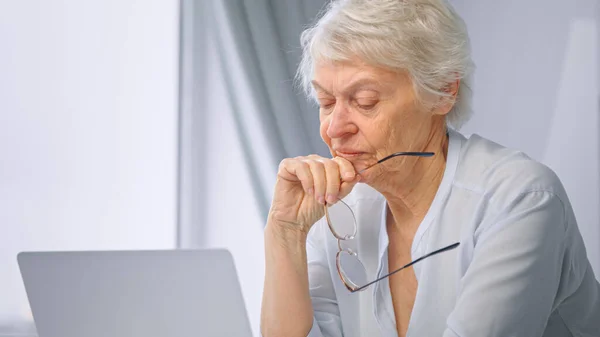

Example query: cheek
[362,116,397,152]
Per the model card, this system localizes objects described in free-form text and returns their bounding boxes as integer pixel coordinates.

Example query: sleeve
[305,220,343,337]
[443,191,569,337]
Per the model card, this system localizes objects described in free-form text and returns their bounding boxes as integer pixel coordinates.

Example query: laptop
[17,249,253,337]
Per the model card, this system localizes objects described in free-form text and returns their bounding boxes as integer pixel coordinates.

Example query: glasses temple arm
[351,242,460,293]
[357,152,434,175]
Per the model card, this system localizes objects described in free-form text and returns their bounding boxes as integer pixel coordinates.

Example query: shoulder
[453,132,569,212]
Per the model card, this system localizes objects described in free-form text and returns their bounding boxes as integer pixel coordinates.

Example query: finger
[339,176,360,200]
[279,158,314,194]
[305,159,326,204]
[278,158,300,182]
[332,156,357,182]
[322,159,341,205]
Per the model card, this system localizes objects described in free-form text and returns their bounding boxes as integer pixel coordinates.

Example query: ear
[433,79,460,116]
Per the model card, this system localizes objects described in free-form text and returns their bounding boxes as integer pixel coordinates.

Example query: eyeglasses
[324,151,460,292]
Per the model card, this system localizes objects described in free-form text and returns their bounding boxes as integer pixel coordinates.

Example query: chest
[387,224,419,337]
[333,194,468,337]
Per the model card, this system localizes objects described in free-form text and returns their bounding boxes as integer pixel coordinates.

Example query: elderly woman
[260,0,600,336]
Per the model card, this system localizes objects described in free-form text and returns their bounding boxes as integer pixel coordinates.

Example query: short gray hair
[297,0,475,129]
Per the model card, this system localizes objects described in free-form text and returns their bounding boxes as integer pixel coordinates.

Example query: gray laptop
[17,249,253,337]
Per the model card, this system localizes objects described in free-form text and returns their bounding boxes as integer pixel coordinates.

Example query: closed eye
[318,99,336,111]
[355,100,378,111]
[353,94,379,110]
[357,103,376,110]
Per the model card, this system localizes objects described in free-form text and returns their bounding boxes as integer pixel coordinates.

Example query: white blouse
[305,129,600,337]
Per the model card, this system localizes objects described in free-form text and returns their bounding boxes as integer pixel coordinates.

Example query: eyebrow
[311,78,383,96]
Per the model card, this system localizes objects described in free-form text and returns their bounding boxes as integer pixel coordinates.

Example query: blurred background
[0,1,598,336]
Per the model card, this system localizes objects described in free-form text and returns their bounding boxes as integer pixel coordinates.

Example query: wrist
[266,210,312,235]
[265,218,309,247]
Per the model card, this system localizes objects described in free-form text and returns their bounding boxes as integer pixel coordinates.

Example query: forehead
[312,59,407,92]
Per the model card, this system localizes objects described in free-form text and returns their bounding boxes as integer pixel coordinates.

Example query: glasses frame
[324,151,460,292]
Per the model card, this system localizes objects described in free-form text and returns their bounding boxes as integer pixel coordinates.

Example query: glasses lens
[325,199,357,240]
[337,250,368,292]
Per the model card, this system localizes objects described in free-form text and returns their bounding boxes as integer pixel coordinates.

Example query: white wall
[0,0,179,333]
[453,0,600,277]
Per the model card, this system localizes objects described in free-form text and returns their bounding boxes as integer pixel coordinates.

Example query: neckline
[377,128,462,262]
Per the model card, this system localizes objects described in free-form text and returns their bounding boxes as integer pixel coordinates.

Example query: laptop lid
[17,249,253,337]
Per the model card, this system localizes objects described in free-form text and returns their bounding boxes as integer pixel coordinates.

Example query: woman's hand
[263,156,358,336]
[268,155,360,234]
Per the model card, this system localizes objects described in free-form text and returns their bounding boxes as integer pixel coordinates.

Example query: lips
[334,150,366,159]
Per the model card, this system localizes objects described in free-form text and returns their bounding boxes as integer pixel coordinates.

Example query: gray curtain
[177,0,209,248]
[177,0,328,247]
[212,0,329,159]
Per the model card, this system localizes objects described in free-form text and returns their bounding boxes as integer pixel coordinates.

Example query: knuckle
[297,159,309,169]
[279,157,295,166]
[277,159,290,172]
[310,159,325,169]
[301,168,313,181]
[320,158,337,169]
[321,157,333,164]
[308,165,325,181]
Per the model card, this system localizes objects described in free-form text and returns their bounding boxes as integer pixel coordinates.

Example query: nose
[326,103,357,139]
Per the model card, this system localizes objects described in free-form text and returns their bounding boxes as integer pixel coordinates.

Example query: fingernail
[307,187,314,195]
[326,194,337,204]
[317,195,325,204]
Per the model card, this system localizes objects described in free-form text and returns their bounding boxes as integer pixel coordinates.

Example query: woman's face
[313,60,447,179]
